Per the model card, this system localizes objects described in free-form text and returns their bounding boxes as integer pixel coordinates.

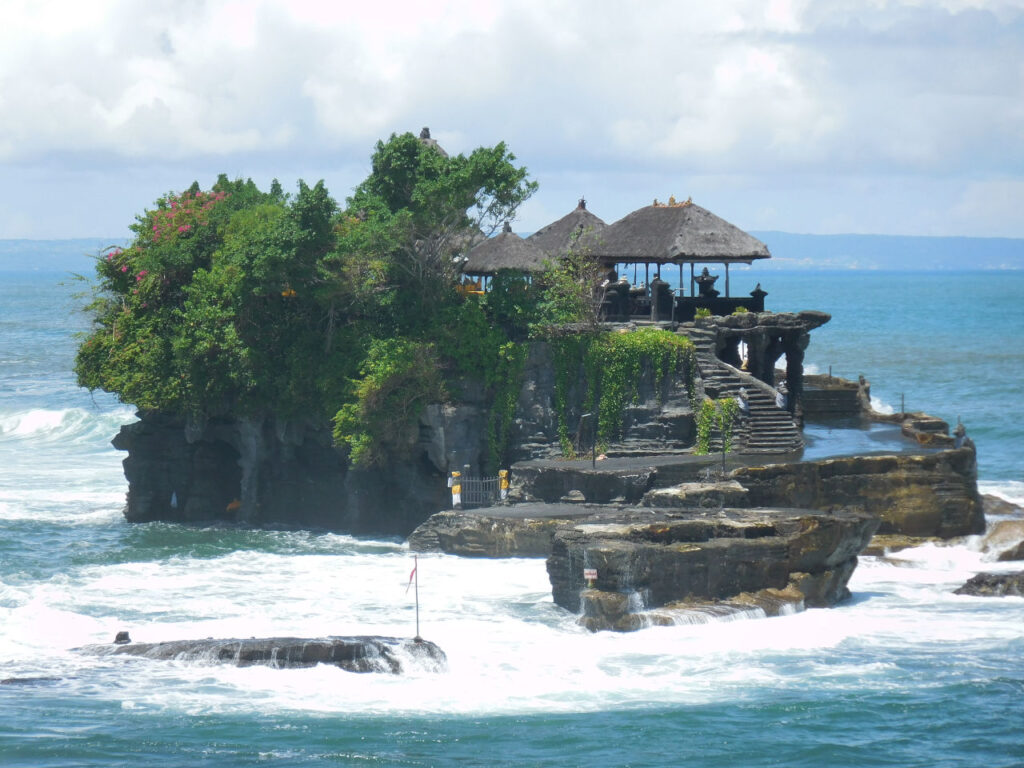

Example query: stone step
[694,351,802,455]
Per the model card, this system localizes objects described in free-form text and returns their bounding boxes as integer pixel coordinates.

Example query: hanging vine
[695,397,740,455]
[484,341,528,472]
[550,328,695,457]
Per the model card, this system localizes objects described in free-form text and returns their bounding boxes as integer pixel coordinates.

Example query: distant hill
[0,238,124,274]
[749,232,1024,271]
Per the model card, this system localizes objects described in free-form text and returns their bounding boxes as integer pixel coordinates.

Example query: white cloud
[0,0,1022,237]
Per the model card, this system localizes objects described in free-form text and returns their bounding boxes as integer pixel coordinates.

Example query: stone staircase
[687,328,803,455]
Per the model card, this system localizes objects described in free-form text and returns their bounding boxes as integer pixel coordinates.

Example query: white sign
[583,568,598,580]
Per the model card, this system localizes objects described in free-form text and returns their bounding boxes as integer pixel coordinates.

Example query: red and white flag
[405,559,418,594]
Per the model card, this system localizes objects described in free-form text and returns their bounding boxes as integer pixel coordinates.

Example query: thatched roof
[462,224,549,276]
[527,198,607,256]
[591,202,770,265]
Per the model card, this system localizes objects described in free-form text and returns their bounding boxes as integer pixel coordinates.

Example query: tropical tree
[76,131,538,470]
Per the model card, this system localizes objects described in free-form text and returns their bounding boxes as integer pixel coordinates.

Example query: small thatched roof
[462,223,549,276]
[591,201,770,265]
[527,198,607,256]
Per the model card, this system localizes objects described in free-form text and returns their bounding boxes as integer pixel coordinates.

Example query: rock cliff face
[546,507,878,631]
[114,412,452,534]
[731,447,983,538]
[507,339,697,461]
[111,338,699,533]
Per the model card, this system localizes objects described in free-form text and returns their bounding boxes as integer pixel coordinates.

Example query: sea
[2,254,1023,767]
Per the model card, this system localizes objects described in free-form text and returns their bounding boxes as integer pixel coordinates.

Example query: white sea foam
[870,395,895,415]
[979,480,1024,509]
[4,536,1019,719]
[0,405,134,445]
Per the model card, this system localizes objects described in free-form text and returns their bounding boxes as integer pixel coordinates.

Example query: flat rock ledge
[954,572,1024,598]
[78,635,446,674]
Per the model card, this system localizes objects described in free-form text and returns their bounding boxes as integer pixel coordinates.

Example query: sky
[1,0,1022,241]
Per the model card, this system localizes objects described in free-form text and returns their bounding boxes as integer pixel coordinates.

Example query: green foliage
[695,307,712,319]
[483,270,540,339]
[76,177,352,420]
[332,339,446,468]
[549,328,695,456]
[344,132,537,334]
[484,341,528,472]
[695,397,740,455]
[532,228,607,332]
[732,306,750,315]
[76,132,539,471]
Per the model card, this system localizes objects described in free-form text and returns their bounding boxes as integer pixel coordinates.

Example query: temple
[460,195,810,427]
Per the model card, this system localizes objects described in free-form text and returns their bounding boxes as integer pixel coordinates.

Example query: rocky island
[76,129,989,634]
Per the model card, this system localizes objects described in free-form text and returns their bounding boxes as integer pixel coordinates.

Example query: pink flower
[121,265,129,273]
[178,224,191,233]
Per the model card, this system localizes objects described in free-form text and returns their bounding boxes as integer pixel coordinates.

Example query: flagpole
[414,555,421,642]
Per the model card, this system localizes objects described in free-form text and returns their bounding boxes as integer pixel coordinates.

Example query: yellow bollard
[449,470,462,509]
[499,469,509,500]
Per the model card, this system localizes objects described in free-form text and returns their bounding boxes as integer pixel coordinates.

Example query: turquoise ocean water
[1,261,1023,767]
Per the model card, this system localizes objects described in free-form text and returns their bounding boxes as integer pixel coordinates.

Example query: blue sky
[2,0,1022,240]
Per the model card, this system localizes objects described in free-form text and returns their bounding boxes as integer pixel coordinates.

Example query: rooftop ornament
[418,126,448,158]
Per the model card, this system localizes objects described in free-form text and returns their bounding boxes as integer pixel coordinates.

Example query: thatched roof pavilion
[527,198,607,256]
[593,200,769,265]
[462,222,549,276]
[591,199,770,297]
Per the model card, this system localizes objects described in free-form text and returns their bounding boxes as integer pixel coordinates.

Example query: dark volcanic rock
[954,572,1024,597]
[545,506,878,631]
[79,636,446,673]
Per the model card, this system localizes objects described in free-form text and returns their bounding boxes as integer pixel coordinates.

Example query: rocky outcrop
[409,502,878,632]
[642,479,749,508]
[732,447,983,538]
[546,507,878,631]
[79,635,446,673]
[954,572,1024,597]
[979,519,1024,562]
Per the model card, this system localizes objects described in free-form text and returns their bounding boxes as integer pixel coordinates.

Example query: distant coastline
[1,233,1022,273]
[749,231,1024,271]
